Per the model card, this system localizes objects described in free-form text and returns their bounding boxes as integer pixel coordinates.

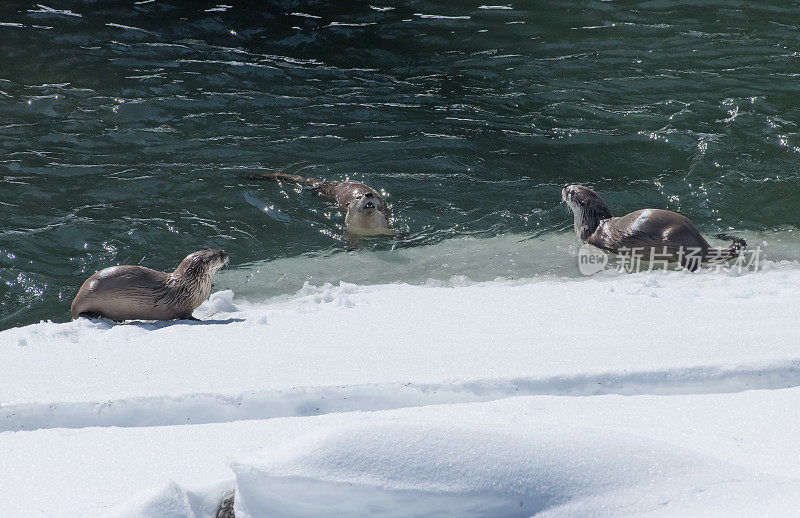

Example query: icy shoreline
[2,269,800,516]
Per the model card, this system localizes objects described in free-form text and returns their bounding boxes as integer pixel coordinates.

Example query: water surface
[2,1,799,329]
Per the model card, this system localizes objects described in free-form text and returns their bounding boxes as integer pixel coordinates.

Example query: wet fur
[70,249,228,322]
[247,173,395,236]
[562,185,745,269]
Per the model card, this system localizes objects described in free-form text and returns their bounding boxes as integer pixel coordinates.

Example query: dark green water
[2,1,800,330]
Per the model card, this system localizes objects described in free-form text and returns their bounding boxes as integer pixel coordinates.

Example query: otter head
[169,249,229,309]
[562,184,613,241]
[345,191,392,235]
[355,191,382,214]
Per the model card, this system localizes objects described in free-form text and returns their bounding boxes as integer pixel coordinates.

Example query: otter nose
[364,192,374,198]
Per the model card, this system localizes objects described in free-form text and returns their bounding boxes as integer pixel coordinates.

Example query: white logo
[578,244,608,275]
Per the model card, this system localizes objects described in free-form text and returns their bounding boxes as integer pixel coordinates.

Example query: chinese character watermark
[577,244,762,275]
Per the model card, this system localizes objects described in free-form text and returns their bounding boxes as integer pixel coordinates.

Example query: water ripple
[1,0,800,329]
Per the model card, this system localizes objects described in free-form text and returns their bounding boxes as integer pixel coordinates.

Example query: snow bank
[4,388,800,516]
[2,268,800,516]
[3,269,800,425]
[229,421,796,518]
[109,480,229,518]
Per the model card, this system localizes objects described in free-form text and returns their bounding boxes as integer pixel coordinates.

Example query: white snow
[2,266,800,516]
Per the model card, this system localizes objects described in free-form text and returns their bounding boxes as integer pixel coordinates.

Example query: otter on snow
[70,249,229,322]
[562,184,745,270]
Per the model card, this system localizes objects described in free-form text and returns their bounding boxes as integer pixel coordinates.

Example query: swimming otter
[247,173,396,237]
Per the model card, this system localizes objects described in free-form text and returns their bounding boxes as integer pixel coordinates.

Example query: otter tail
[244,172,323,188]
[707,233,747,262]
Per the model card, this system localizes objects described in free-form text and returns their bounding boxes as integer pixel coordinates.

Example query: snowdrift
[228,422,797,518]
[2,267,800,516]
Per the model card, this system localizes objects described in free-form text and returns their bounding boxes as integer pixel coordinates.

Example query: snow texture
[2,268,800,516]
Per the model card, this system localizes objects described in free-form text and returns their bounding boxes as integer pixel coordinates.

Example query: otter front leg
[77,311,122,323]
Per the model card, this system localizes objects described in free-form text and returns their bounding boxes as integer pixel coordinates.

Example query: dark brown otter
[70,249,229,322]
[562,184,745,270]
